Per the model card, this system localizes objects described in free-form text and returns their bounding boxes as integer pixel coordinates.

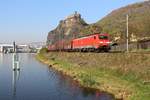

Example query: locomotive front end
[98,34,111,52]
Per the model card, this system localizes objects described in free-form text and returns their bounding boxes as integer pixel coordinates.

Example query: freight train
[48,33,112,52]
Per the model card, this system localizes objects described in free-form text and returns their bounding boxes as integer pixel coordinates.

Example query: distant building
[63,11,81,27]
[65,11,81,20]
[0,44,14,53]
[28,42,46,49]
[28,42,46,53]
[17,44,30,53]
[0,42,45,53]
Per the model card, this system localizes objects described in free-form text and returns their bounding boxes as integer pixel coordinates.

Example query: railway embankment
[36,48,150,100]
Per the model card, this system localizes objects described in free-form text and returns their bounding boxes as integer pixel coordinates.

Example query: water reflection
[82,88,115,100]
[12,53,20,99]
[0,53,3,64]
[46,67,115,100]
[0,54,115,100]
[12,53,20,70]
[12,70,20,99]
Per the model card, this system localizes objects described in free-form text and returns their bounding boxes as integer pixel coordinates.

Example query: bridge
[0,42,45,53]
[0,44,14,53]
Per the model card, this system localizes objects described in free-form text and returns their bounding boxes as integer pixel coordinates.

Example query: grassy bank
[36,48,150,100]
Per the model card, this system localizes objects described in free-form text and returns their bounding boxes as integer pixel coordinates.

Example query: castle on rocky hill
[59,11,82,27]
[47,12,88,46]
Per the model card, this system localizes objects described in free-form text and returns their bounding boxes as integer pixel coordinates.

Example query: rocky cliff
[47,12,88,45]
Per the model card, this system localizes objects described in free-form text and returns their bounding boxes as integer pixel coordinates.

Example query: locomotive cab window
[99,35,108,39]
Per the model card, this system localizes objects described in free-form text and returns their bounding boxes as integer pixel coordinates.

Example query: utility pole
[126,14,129,52]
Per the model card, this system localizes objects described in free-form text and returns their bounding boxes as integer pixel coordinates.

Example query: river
[0,53,115,100]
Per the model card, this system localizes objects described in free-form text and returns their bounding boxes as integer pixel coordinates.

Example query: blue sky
[0,0,143,43]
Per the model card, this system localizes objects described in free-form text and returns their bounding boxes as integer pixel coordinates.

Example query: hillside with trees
[95,1,150,43]
[47,1,150,45]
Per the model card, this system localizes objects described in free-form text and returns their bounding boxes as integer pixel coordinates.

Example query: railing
[111,41,150,51]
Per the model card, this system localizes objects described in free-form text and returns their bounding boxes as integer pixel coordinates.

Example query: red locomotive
[48,33,111,52]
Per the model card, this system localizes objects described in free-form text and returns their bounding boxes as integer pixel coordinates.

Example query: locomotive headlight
[100,42,103,43]
[106,41,111,44]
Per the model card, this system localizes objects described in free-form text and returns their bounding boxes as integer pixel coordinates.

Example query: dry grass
[51,52,150,80]
[37,49,150,100]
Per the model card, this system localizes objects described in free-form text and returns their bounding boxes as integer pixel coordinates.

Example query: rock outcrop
[47,12,88,45]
